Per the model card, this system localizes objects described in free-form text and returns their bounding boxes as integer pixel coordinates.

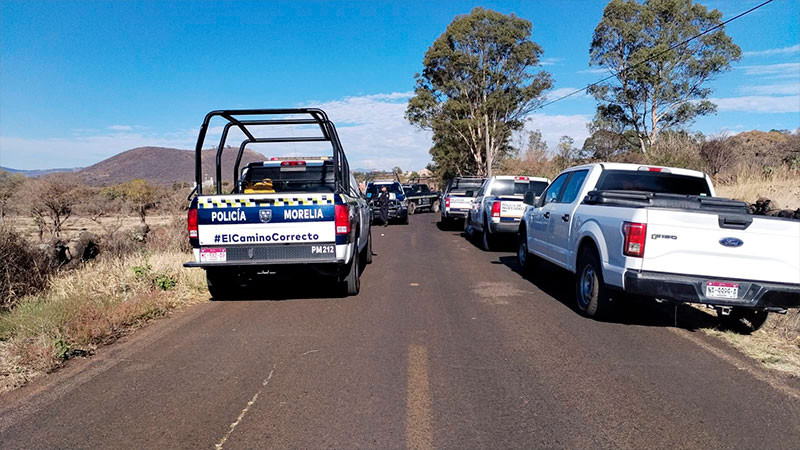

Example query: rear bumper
[623,270,800,310]
[184,243,349,268]
[442,208,469,219]
[489,220,521,234]
[371,206,407,220]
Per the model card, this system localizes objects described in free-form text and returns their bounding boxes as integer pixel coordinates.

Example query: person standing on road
[378,185,390,227]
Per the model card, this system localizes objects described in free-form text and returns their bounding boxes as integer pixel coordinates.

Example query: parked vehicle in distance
[440,176,485,225]
[402,183,441,214]
[465,175,550,250]
[517,162,800,332]
[366,180,409,224]
[185,109,372,298]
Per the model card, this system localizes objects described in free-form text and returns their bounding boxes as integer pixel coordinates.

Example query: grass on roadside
[0,251,206,393]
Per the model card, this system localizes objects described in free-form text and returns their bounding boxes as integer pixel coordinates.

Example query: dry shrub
[0,227,54,310]
[0,252,206,377]
[146,215,191,253]
[646,133,706,171]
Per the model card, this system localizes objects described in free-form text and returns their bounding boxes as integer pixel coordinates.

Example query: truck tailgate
[642,209,800,284]
[196,193,336,247]
[498,197,525,220]
[447,195,473,210]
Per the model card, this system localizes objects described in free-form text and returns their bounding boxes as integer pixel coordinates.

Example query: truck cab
[366,180,409,224]
[184,109,372,298]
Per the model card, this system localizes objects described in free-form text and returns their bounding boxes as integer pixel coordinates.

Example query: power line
[539,0,774,109]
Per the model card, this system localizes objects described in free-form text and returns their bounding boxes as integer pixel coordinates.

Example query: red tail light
[187,208,198,238]
[491,201,501,218]
[281,160,306,166]
[445,197,451,207]
[623,221,647,257]
[335,204,351,235]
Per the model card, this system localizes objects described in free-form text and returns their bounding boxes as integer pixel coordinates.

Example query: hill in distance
[79,146,267,186]
[0,166,83,177]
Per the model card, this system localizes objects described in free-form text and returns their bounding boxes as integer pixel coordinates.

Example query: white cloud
[743,44,800,57]
[522,113,591,150]
[539,57,561,66]
[578,68,609,75]
[545,87,589,101]
[709,95,800,113]
[0,93,434,172]
[739,83,800,96]
[739,63,800,79]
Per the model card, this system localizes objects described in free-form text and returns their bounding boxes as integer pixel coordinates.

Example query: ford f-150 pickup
[517,162,800,332]
[184,109,372,298]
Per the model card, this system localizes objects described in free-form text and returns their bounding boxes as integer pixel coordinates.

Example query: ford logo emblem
[719,237,743,248]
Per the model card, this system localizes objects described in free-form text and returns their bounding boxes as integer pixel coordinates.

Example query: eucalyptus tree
[407,7,553,177]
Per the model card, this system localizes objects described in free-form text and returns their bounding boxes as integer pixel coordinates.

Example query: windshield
[366,183,404,197]
[242,164,334,193]
[595,170,711,196]
[490,180,548,196]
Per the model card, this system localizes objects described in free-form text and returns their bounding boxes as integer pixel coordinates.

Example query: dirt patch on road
[472,281,527,305]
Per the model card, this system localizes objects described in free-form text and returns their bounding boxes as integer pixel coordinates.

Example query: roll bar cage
[193,108,350,196]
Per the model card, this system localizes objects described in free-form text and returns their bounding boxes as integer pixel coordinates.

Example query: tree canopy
[406,7,553,177]
[588,0,741,153]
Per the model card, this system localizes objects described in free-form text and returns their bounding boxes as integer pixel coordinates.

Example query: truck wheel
[517,232,533,274]
[481,219,493,251]
[206,269,239,300]
[340,248,361,296]
[361,231,373,265]
[408,202,416,215]
[575,248,610,318]
[402,212,409,225]
[431,200,440,213]
[464,214,474,238]
[718,308,769,334]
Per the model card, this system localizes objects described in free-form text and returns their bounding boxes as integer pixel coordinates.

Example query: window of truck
[558,170,589,203]
[243,163,335,193]
[595,170,711,196]
[542,173,570,205]
[491,179,548,196]
[366,183,404,197]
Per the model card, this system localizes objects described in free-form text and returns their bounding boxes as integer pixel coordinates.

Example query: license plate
[200,248,226,262]
[311,244,335,255]
[705,281,739,299]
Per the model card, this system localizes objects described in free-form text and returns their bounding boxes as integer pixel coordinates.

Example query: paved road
[2,216,800,449]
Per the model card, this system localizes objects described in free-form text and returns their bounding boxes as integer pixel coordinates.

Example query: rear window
[450,179,483,195]
[366,183,404,197]
[491,179,548,196]
[595,170,711,196]
[243,164,334,193]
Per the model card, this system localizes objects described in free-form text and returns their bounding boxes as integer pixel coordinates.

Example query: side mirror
[535,195,545,208]
[523,191,535,206]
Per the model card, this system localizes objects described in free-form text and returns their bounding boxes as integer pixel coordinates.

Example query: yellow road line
[406,344,433,450]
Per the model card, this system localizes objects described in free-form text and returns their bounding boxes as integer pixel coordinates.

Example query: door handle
[562,214,570,222]
[543,212,550,219]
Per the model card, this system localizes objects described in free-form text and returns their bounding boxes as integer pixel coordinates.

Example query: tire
[517,232,532,274]
[402,212,409,225]
[431,200,440,213]
[575,247,610,318]
[464,213,474,237]
[718,308,769,334]
[206,269,240,300]
[340,248,361,296]
[481,219,493,251]
[361,231,373,265]
[408,202,416,215]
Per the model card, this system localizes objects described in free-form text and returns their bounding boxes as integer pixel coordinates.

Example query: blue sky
[1,0,798,171]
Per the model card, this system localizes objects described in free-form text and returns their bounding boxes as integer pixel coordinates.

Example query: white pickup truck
[465,175,550,250]
[517,163,800,332]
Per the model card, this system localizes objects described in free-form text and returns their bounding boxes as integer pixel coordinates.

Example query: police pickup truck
[517,163,800,332]
[402,183,441,215]
[366,180,409,224]
[184,109,372,297]
[440,176,485,225]
[465,175,550,250]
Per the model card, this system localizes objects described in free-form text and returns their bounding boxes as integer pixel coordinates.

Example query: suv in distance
[440,176,485,225]
[403,183,441,215]
[366,180,409,224]
[465,175,550,250]
[184,109,372,298]
[517,162,800,332]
